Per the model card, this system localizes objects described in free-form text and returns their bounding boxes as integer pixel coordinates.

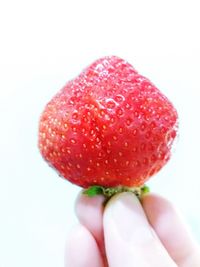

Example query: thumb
[103,192,177,267]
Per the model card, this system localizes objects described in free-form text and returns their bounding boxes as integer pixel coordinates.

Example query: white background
[0,0,200,266]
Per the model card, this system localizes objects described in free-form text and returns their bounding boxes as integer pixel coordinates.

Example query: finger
[65,224,104,267]
[142,193,200,267]
[103,192,177,267]
[75,192,108,265]
[75,192,105,245]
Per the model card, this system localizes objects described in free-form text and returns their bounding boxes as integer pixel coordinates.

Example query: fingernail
[104,192,154,244]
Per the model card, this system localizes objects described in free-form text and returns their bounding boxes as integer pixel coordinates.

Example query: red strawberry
[39,56,178,190]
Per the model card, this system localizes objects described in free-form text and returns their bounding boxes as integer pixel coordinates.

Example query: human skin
[65,192,200,267]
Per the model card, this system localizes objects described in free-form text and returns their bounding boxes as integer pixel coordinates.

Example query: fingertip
[141,192,173,208]
[141,193,173,219]
[103,192,152,244]
[104,191,140,209]
[75,191,105,217]
[75,191,105,225]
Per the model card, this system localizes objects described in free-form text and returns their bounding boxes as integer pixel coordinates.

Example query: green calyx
[83,184,150,199]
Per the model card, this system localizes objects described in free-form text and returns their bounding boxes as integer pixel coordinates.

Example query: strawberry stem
[83,184,149,199]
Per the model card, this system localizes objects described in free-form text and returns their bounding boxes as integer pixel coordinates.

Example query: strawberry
[39,56,178,192]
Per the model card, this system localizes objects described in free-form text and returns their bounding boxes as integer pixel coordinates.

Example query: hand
[65,192,200,267]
